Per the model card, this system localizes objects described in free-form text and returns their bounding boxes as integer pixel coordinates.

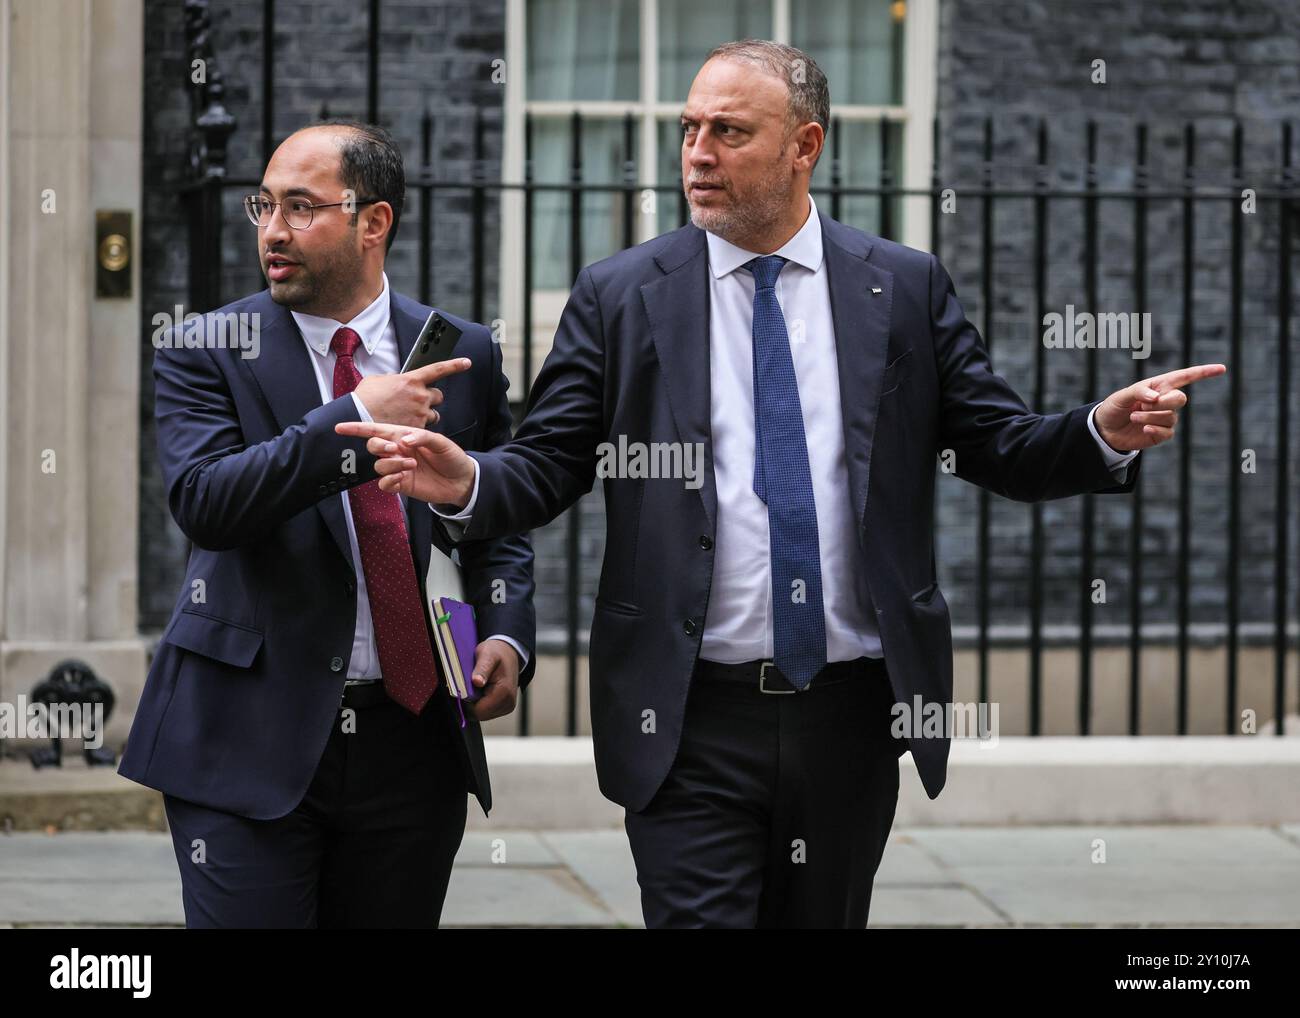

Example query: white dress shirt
[440,199,1135,664]
[291,272,528,679]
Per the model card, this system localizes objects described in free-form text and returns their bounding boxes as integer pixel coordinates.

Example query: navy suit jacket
[119,289,535,819]
[443,214,1140,812]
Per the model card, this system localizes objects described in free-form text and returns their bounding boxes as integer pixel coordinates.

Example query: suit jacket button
[330,656,344,672]
[698,535,712,550]
[344,579,355,594]
[683,619,697,636]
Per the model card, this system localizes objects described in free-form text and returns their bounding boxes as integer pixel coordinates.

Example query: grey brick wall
[930,0,1299,639]
[139,0,514,629]
[139,0,1296,649]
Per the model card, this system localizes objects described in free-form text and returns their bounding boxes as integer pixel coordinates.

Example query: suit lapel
[822,218,892,534]
[641,226,718,531]
[389,295,435,582]
[243,290,448,578]
[243,294,355,567]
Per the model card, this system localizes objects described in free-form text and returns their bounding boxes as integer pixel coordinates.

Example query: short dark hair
[706,39,830,139]
[314,118,406,253]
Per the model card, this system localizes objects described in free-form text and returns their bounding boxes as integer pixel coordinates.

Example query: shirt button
[683,619,697,636]
[698,535,712,550]
[329,656,344,672]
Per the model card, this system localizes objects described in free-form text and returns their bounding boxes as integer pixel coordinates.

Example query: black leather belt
[694,656,885,693]
[339,681,391,709]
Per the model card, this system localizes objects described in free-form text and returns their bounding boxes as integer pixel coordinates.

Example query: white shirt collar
[705,194,823,279]
[291,272,392,356]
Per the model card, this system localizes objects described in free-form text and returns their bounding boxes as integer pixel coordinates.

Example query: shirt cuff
[350,391,373,423]
[430,456,479,523]
[483,634,529,671]
[1087,403,1138,478]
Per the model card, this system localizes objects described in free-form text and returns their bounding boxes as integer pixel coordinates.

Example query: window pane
[529,117,639,289]
[656,118,690,234]
[811,118,904,237]
[527,0,640,101]
[791,0,904,106]
[657,0,773,102]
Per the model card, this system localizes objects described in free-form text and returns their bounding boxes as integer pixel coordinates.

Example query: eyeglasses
[243,194,380,230]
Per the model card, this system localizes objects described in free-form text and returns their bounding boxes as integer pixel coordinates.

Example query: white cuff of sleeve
[431,457,479,521]
[483,634,529,671]
[1087,403,1138,478]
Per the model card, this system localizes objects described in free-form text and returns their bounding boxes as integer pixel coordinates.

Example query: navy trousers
[163,691,467,928]
[624,660,904,928]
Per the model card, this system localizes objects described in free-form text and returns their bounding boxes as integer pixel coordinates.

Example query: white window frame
[498,0,937,393]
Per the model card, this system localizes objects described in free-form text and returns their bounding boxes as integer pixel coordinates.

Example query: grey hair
[705,39,830,137]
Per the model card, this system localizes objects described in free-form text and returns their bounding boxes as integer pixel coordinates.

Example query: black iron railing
[175,0,1297,739]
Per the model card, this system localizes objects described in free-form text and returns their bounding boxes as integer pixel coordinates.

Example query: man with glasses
[119,120,536,928]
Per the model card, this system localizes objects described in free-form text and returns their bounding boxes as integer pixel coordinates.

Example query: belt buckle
[759,660,796,695]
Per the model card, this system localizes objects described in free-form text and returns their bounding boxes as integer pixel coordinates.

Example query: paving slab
[2,826,1298,928]
[903,826,1300,926]
[440,866,616,927]
[0,877,183,926]
[908,825,1300,868]
[867,886,1009,927]
[875,835,954,884]
[454,830,561,868]
[539,830,644,928]
[0,831,177,880]
[955,864,1300,926]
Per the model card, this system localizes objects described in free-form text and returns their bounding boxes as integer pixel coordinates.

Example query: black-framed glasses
[243,194,380,230]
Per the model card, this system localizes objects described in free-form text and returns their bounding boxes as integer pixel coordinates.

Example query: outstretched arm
[929,254,1223,500]
[338,266,609,538]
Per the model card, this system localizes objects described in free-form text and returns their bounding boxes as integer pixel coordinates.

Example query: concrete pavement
[2,824,1300,927]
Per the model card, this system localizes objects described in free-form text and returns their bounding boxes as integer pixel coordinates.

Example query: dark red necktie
[330,326,438,714]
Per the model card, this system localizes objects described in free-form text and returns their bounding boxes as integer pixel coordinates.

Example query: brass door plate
[96,210,132,298]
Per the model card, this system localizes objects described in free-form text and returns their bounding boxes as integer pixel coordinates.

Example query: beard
[264,240,362,316]
[685,157,795,247]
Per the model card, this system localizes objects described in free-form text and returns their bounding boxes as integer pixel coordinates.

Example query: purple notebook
[430,597,480,727]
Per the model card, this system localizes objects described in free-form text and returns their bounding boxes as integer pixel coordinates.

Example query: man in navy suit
[120,121,536,928]
[342,43,1223,928]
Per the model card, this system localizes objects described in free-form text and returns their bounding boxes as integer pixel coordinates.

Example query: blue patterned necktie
[746,255,827,689]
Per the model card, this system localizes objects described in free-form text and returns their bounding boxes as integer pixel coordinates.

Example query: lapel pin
[871,287,882,295]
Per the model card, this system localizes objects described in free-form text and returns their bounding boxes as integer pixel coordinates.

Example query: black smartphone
[401,311,462,373]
